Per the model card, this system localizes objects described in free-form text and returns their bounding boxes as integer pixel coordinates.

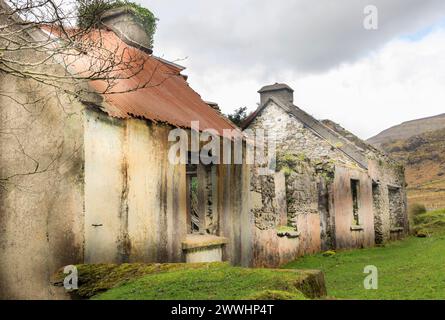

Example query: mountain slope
[368,113,445,147]
[375,128,445,210]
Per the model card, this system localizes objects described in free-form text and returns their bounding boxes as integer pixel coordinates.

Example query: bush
[77,0,157,49]
[322,250,336,257]
[409,203,426,216]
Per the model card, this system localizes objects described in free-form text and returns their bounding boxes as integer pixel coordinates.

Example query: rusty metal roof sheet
[43,27,241,138]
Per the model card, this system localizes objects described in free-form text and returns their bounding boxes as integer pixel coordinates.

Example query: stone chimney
[100,7,153,54]
[258,83,294,106]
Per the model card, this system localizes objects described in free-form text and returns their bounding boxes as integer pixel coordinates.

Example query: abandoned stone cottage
[242,83,409,267]
[0,5,408,300]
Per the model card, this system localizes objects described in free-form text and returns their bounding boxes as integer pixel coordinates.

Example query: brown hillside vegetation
[368,113,445,147]
[380,128,445,210]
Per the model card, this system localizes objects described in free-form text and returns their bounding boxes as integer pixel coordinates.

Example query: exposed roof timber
[152,55,186,72]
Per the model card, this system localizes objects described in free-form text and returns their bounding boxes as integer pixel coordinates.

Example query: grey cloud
[142,0,445,75]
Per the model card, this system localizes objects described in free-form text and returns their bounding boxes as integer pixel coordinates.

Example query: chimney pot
[258,83,294,106]
[100,7,153,53]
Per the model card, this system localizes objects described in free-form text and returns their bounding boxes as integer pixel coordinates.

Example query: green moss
[333,142,343,148]
[281,166,294,177]
[315,161,335,184]
[90,264,325,300]
[244,289,308,300]
[322,250,336,257]
[276,225,296,233]
[276,152,309,176]
[53,262,223,298]
[276,225,299,238]
[77,0,158,49]
[414,229,429,238]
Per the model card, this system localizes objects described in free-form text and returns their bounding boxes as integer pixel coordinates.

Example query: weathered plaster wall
[332,165,375,249]
[84,112,251,266]
[84,110,187,264]
[0,75,85,299]
[320,118,409,243]
[217,146,252,266]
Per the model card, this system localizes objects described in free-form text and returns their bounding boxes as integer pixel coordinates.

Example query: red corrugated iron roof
[42,27,241,138]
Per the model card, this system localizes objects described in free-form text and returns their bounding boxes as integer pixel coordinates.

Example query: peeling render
[243,84,408,267]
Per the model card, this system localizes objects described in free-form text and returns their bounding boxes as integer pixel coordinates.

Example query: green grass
[283,209,445,300]
[64,209,445,300]
[92,263,316,300]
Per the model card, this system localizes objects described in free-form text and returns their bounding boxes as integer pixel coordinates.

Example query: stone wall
[245,101,344,267]
[367,157,408,243]
[244,99,386,266]
[247,102,355,165]
[388,187,404,228]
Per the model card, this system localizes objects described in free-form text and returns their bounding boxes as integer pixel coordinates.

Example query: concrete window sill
[390,227,404,233]
[350,225,364,231]
[181,234,228,251]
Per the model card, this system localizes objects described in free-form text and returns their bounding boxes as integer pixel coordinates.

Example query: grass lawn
[283,209,445,300]
[58,209,445,300]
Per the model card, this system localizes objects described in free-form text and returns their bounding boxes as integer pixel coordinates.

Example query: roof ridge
[36,26,240,138]
[243,96,369,169]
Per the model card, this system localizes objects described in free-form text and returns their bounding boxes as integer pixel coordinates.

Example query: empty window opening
[372,181,384,244]
[186,163,200,233]
[351,179,360,225]
[388,186,403,229]
[186,152,217,235]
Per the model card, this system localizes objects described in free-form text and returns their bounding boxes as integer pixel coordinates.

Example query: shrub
[77,0,157,49]
[322,250,336,257]
[409,203,426,216]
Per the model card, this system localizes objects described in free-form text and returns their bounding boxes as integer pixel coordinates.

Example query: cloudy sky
[138,0,445,139]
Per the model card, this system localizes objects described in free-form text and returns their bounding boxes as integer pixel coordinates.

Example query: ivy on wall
[77,0,158,49]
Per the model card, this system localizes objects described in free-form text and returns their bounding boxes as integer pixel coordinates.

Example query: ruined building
[242,83,409,267]
[0,4,408,300]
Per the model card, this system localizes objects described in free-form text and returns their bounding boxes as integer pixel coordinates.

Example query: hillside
[377,128,445,210]
[368,113,445,147]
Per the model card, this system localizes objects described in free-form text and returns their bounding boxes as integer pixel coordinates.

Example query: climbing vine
[77,0,158,49]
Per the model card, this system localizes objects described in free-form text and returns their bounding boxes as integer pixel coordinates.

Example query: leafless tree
[0,0,168,191]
